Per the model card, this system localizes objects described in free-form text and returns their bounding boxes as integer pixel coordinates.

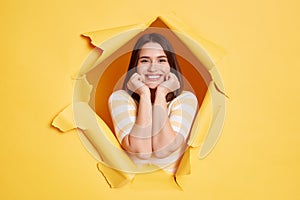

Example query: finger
[126,82,131,90]
[137,76,142,81]
[165,73,171,81]
[170,73,179,82]
[132,74,141,83]
[133,72,142,79]
[169,73,177,79]
[131,73,139,79]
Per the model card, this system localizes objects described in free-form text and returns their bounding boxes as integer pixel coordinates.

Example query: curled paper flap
[73,75,93,103]
[199,84,226,158]
[52,102,137,187]
[174,147,191,188]
[188,79,226,159]
[80,23,151,75]
[188,83,213,147]
[52,104,76,132]
[73,102,137,172]
[159,14,226,70]
[73,47,103,79]
[199,66,226,158]
[97,162,134,188]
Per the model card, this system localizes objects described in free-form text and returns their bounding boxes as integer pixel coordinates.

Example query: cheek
[162,66,171,74]
[136,66,146,75]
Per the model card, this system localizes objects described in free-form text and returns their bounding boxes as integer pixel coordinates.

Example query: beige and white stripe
[108,90,198,173]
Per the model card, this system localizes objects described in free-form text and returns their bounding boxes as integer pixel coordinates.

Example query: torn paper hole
[52,14,226,189]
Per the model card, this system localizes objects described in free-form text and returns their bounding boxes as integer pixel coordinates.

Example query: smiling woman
[108,33,198,173]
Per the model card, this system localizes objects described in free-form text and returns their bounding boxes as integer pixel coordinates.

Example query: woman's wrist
[156,85,169,96]
[154,87,167,105]
[137,86,150,97]
[139,89,151,99]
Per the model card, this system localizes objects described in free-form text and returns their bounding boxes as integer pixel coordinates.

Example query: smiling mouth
[145,74,162,81]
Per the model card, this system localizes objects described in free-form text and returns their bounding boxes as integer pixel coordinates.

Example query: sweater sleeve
[108,90,137,143]
[168,91,198,140]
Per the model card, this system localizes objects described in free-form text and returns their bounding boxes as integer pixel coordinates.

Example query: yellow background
[1,0,299,199]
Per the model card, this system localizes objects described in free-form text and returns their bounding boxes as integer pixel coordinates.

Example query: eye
[159,58,168,63]
[139,58,150,63]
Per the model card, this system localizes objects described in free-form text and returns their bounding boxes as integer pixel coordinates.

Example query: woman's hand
[157,73,180,95]
[127,73,149,96]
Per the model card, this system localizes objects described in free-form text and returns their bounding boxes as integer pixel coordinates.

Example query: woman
[108,33,198,173]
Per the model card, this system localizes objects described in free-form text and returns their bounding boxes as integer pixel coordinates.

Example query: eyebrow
[139,55,167,59]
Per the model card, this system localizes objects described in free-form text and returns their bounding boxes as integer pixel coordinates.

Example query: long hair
[122,33,183,102]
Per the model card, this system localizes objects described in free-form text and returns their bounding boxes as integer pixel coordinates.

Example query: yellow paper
[2,0,300,198]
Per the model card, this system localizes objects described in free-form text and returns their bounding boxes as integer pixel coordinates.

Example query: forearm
[152,91,184,158]
[121,93,152,159]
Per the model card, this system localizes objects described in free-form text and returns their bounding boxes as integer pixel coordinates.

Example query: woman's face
[136,42,171,89]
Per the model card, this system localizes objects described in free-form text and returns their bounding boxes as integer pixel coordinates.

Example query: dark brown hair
[122,33,183,102]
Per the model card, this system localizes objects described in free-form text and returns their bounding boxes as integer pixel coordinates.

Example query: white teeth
[147,75,160,79]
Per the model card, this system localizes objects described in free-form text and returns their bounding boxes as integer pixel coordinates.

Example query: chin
[146,83,159,89]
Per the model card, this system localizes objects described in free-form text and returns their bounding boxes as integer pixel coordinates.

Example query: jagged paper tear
[52,13,226,189]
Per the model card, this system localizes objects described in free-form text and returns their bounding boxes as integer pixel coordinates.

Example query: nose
[148,62,158,72]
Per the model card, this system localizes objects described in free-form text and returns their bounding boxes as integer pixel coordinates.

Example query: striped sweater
[108,90,198,173]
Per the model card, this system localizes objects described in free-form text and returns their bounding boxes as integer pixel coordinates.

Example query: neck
[150,88,157,103]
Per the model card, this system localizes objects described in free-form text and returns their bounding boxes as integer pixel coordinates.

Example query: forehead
[139,42,166,57]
